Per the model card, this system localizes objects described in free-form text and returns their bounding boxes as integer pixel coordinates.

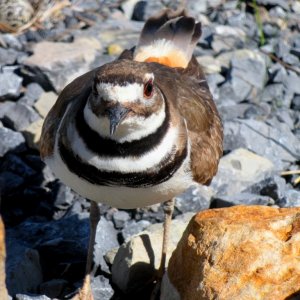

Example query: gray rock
[1,34,23,50]
[223,119,300,169]
[39,279,68,299]
[94,218,119,273]
[53,184,75,209]
[112,214,193,294]
[122,220,151,241]
[230,50,268,101]
[0,70,22,99]
[175,185,214,213]
[24,37,102,92]
[244,175,287,202]
[6,243,43,296]
[0,101,40,131]
[0,47,19,67]
[279,189,300,207]
[211,193,275,208]
[0,127,25,157]
[112,210,131,229]
[15,295,51,300]
[256,0,289,10]
[18,83,44,106]
[292,95,300,110]
[0,171,24,195]
[1,154,36,178]
[260,83,284,103]
[91,275,114,300]
[211,148,275,196]
[285,70,300,95]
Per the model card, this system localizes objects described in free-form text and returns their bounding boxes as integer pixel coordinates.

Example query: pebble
[0,101,40,131]
[34,92,57,118]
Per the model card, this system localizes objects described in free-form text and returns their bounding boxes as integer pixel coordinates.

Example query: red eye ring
[143,79,154,98]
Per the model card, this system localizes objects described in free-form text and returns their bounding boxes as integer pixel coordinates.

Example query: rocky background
[0,0,300,299]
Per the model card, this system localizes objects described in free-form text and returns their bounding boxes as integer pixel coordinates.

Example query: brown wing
[177,57,223,185]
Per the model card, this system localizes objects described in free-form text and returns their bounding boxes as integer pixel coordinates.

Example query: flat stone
[24,37,102,92]
[0,70,22,99]
[0,127,25,157]
[15,295,51,300]
[211,148,275,196]
[18,83,44,106]
[122,220,151,241]
[163,206,300,300]
[196,56,222,74]
[0,47,19,66]
[6,245,43,295]
[256,0,289,10]
[22,119,44,150]
[175,185,214,214]
[39,279,68,299]
[91,275,114,300]
[111,213,194,293]
[34,92,57,118]
[0,101,40,131]
[223,119,300,169]
[94,218,119,273]
[1,154,36,178]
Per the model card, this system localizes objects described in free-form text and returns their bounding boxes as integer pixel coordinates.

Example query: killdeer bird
[40,9,223,300]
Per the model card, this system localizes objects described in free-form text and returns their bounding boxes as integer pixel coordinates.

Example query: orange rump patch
[135,49,189,68]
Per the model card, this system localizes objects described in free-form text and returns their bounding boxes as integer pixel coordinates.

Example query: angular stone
[211,148,275,196]
[0,47,19,67]
[175,185,214,214]
[15,295,51,300]
[6,246,43,295]
[91,275,114,300]
[0,101,40,131]
[163,206,300,300]
[223,119,300,169]
[1,154,36,178]
[0,217,9,300]
[18,83,44,106]
[196,56,222,74]
[94,218,119,273]
[0,70,22,99]
[111,213,194,293]
[0,127,25,157]
[122,220,151,241]
[24,37,102,92]
[34,92,57,118]
[112,210,131,229]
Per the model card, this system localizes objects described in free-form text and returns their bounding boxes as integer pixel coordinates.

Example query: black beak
[106,104,130,135]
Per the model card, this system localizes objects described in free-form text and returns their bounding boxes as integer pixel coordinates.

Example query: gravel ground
[0,0,300,299]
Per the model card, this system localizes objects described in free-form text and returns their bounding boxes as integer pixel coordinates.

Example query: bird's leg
[151,199,175,300]
[158,198,175,278]
[73,201,100,300]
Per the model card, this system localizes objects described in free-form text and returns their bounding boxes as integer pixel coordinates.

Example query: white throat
[83,100,166,143]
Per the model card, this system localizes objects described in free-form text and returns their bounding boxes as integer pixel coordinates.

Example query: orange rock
[0,217,8,299]
[164,206,300,300]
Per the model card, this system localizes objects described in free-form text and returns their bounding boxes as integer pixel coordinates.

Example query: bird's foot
[72,275,94,300]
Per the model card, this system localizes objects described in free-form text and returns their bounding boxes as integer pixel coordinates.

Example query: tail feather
[134,9,201,68]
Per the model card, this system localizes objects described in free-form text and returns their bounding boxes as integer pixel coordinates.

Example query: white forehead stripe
[97,82,143,103]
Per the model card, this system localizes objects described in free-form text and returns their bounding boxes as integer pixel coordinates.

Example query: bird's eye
[143,79,154,98]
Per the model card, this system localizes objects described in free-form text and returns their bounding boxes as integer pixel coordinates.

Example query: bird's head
[84,60,167,143]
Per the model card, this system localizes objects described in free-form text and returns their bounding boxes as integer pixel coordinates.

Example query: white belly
[46,151,193,209]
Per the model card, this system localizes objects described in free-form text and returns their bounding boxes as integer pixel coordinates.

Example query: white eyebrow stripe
[97,82,143,103]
